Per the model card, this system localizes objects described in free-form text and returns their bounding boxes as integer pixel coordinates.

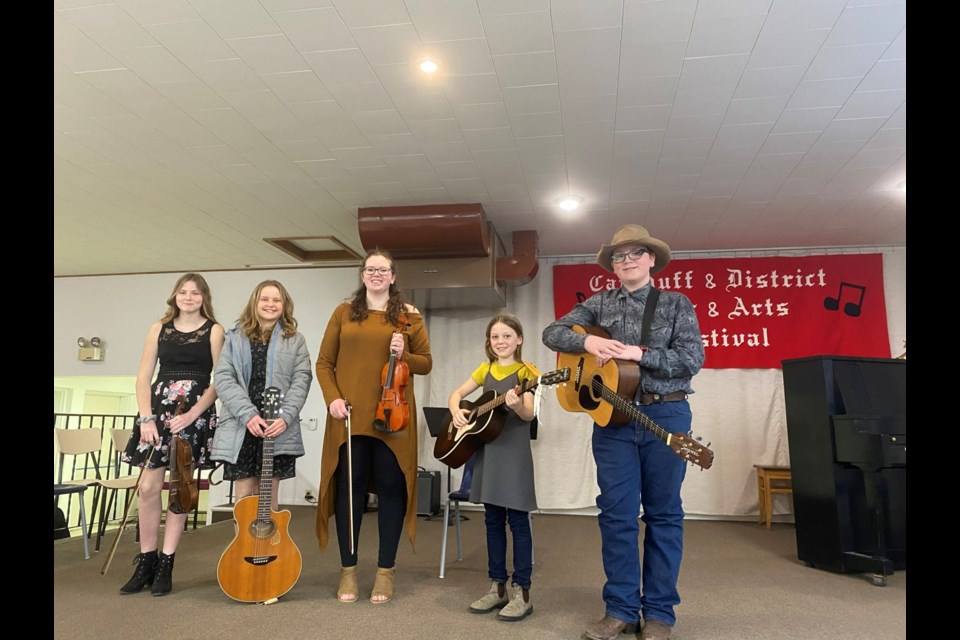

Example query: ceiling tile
[331,0,411,27]
[272,7,355,52]
[492,52,559,88]
[352,23,425,66]
[481,10,554,55]
[227,34,310,75]
[404,0,484,43]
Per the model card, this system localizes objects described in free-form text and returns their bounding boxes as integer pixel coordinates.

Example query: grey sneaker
[469,582,507,613]
[497,584,532,621]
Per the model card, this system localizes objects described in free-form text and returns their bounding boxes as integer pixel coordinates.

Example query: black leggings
[335,436,407,568]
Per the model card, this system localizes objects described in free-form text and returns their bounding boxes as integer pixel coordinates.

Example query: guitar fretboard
[590,378,671,443]
[257,436,275,524]
[473,377,539,417]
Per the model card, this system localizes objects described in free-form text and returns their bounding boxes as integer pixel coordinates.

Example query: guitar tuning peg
[706,441,712,448]
[695,435,702,442]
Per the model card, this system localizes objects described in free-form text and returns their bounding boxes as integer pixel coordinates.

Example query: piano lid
[833,359,906,433]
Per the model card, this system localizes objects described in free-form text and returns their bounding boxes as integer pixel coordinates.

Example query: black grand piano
[781,356,906,586]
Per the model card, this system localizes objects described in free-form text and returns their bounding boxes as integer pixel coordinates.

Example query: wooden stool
[754,465,793,529]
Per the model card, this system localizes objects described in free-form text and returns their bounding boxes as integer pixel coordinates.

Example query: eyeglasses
[363,266,393,275]
[610,248,649,263]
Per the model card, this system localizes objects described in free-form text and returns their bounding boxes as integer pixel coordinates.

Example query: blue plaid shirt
[542,283,704,395]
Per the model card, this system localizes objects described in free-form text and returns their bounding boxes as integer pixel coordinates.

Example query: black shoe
[151,552,175,596]
[119,551,158,595]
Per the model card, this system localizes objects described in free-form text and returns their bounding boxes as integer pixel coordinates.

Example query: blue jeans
[484,504,533,589]
[592,400,690,627]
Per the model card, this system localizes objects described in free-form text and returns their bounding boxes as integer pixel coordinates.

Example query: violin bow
[345,401,354,555]
[100,444,155,576]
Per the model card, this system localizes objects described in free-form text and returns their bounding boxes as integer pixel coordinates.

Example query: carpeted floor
[53,507,906,639]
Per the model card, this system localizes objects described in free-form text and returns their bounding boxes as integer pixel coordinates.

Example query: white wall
[53,246,906,519]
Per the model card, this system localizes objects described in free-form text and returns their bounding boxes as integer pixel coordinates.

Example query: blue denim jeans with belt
[592,399,691,627]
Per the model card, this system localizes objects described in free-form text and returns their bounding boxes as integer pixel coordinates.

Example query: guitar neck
[593,382,672,443]
[474,377,538,416]
[257,436,275,521]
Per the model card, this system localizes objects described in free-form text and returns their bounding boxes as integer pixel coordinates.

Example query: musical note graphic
[824,281,866,317]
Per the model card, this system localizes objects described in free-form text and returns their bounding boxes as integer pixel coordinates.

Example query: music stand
[422,407,469,526]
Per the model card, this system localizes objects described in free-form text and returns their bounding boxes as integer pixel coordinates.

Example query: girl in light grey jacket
[211,280,313,511]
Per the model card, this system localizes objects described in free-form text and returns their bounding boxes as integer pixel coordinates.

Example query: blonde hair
[237,280,298,342]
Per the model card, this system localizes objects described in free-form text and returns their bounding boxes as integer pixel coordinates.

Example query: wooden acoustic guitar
[556,325,714,470]
[433,368,570,469]
[217,387,303,603]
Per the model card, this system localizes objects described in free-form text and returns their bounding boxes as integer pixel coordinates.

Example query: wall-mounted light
[77,337,104,361]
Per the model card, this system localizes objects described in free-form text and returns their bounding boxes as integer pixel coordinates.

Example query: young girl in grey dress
[447,313,538,622]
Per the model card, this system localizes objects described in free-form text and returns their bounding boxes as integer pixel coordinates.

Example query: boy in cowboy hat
[542,225,705,640]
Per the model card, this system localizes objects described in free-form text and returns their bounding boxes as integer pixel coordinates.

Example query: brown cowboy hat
[596,224,671,274]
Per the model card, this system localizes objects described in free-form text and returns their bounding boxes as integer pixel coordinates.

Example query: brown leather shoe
[583,615,638,640]
[640,619,673,640]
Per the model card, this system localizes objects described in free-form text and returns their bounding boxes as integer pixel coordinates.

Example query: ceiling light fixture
[557,196,582,211]
[419,60,438,73]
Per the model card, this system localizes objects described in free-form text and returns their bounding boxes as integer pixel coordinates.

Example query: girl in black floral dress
[119,273,225,597]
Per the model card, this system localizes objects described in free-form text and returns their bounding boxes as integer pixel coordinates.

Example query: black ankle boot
[151,552,175,596]
[119,550,158,595]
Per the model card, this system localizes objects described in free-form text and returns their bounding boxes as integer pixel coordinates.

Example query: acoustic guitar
[433,368,570,469]
[217,387,303,603]
[556,325,714,470]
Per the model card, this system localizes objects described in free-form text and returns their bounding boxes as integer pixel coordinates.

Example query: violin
[167,396,199,514]
[374,342,411,433]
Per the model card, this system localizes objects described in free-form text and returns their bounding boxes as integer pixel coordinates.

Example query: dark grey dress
[469,368,538,512]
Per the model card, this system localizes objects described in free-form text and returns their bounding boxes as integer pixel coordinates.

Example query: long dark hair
[348,249,408,326]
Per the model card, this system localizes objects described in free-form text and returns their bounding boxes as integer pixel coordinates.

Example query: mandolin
[433,368,570,469]
[556,325,714,470]
[216,387,303,603]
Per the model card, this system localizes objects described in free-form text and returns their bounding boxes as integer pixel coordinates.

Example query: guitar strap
[634,287,660,404]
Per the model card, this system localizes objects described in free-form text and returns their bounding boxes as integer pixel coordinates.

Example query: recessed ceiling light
[420,60,438,73]
[557,196,582,211]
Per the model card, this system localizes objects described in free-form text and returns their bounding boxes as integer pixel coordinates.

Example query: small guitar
[556,325,714,470]
[217,387,303,603]
[434,368,571,469]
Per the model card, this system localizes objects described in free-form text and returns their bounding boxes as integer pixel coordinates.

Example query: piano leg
[839,465,894,586]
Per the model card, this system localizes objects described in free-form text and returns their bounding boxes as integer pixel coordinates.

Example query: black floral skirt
[121,377,217,470]
[223,430,295,481]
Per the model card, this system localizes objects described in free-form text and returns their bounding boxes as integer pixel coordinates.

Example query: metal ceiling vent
[357,204,539,309]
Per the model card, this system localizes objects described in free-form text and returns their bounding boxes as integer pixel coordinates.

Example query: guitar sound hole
[249,520,277,539]
[579,381,601,411]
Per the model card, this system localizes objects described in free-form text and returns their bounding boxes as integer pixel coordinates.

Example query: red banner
[553,254,891,369]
